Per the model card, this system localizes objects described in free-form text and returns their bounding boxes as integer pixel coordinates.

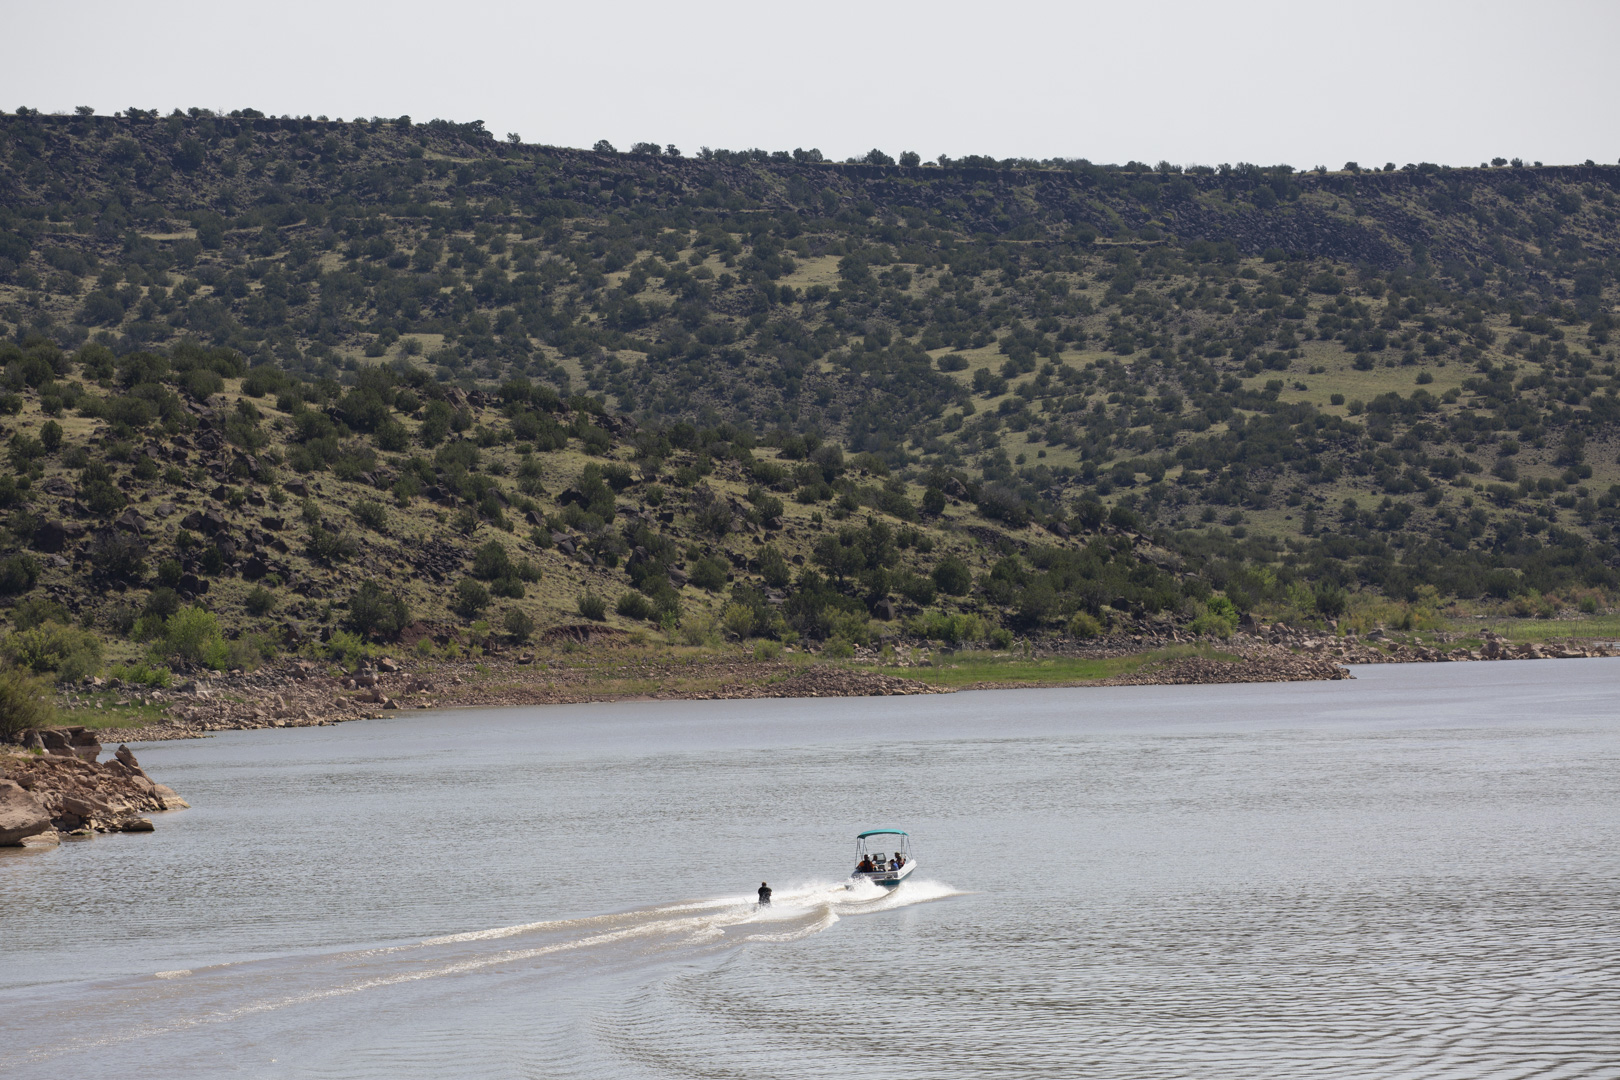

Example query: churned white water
[3,659,1619,1078]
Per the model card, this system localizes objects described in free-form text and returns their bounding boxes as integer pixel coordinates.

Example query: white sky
[11,0,1619,168]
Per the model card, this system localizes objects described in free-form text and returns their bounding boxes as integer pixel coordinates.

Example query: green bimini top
[856,829,909,838]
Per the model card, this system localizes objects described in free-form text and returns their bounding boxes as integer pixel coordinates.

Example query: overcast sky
[10,0,1618,168]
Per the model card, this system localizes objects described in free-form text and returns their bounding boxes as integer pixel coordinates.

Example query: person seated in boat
[888,856,900,871]
[856,855,875,873]
[894,853,905,868]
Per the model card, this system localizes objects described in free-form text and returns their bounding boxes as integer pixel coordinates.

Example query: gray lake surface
[3,659,1619,1078]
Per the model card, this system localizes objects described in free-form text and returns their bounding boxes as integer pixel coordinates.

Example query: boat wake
[0,878,963,1074]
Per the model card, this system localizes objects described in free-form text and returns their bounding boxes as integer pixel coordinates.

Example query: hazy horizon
[10,0,1619,171]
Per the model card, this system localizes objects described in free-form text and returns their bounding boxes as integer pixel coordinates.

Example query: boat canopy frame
[854,830,914,861]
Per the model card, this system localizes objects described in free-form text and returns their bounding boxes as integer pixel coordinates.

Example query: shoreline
[6,629,1612,845]
[61,624,1615,745]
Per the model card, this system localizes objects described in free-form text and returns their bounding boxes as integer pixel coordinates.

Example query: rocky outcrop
[705,667,949,699]
[1236,622,1615,665]
[27,725,104,761]
[0,744,187,842]
[0,779,53,845]
[1101,653,1351,686]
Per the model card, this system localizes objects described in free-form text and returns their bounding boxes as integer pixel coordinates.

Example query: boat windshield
[853,831,912,872]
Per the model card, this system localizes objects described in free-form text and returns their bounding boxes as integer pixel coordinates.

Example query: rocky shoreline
[4,624,1611,845]
[54,620,1615,747]
[1,734,188,847]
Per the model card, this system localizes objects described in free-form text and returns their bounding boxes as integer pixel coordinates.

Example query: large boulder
[32,519,68,552]
[0,779,52,845]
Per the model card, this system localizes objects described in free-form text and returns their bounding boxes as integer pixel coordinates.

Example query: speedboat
[850,829,916,887]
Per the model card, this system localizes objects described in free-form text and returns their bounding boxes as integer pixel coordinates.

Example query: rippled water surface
[4,660,1619,1079]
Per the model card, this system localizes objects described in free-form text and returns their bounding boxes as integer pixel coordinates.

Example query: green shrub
[825,609,873,646]
[158,606,229,669]
[1066,612,1103,639]
[348,581,412,638]
[452,578,490,620]
[895,571,937,606]
[758,544,792,588]
[245,585,277,616]
[989,627,1015,649]
[616,591,653,620]
[752,639,783,661]
[143,586,182,621]
[11,597,68,631]
[910,610,986,645]
[721,602,757,639]
[1314,584,1348,619]
[577,592,607,621]
[0,665,57,740]
[227,633,278,670]
[677,612,720,646]
[0,554,41,595]
[822,638,855,659]
[325,629,370,668]
[503,607,535,642]
[471,540,512,580]
[306,525,359,563]
[4,621,104,682]
[109,661,171,688]
[931,556,973,596]
[352,498,390,532]
[1188,609,1235,638]
[689,555,728,591]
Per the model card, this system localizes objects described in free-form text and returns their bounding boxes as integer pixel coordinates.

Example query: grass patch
[1462,614,1620,643]
[51,692,170,732]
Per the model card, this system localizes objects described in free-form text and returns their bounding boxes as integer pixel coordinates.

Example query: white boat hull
[850,861,916,888]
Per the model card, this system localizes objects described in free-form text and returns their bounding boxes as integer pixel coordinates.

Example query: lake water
[3,660,1619,1079]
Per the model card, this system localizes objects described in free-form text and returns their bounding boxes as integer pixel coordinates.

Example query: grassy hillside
[2,109,1620,697]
